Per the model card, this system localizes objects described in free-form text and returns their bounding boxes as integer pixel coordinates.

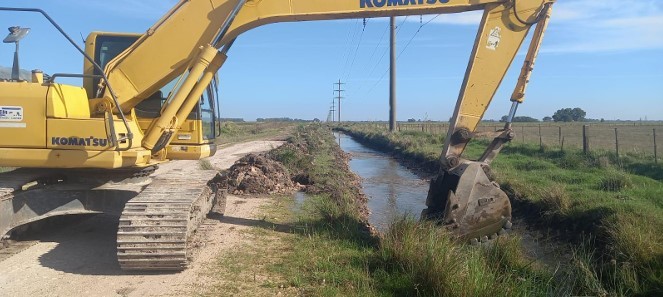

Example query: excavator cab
[0,0,556,270]
[83,32,221,161]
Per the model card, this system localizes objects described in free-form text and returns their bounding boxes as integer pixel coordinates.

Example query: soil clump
[219,153,297,195]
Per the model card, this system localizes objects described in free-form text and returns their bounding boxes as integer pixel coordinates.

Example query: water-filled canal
[335,133,430,232]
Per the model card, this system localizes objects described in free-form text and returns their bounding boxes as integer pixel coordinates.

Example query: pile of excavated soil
[220,153,296,195]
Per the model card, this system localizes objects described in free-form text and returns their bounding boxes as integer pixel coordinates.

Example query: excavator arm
[97,0,554,240]
[0,0,554,243]
[0,1,555,272]
[95,0,552,155]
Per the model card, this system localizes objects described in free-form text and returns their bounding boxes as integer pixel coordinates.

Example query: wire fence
[365,122,661,164]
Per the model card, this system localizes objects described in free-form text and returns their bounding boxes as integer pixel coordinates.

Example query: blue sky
[1,0,661,121]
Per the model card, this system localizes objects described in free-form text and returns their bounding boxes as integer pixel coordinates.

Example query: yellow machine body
[0,81,151,168]
[0,0,556,243]
[83,32,219,162]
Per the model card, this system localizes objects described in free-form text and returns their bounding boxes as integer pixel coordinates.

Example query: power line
[344,19,368,81]
[339,19,360,79]
[364,15,440,95]
[398,14,441,59]
[359,16,409,93]
[369,17,408,76]
[365,23,390,71]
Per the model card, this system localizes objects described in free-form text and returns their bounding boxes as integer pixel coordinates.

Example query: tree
[500,115,539,122]
[542,116,553,122]
[552,108,586,122]
[407,118,417,123]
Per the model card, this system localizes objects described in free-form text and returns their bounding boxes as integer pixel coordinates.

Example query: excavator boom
[0,0,555,270]
[93,0,553,157]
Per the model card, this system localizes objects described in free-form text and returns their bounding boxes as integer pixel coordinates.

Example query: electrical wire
[365,23,390,71]
[344,19,368,80]
[360,16,409,91]
[338,19,360,78]
[364,15,439,95]
[398,14,440,59]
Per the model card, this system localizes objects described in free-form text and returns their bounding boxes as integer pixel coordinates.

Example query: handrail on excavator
[0,7,134,152]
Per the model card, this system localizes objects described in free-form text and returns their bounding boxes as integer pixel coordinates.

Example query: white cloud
[399,0,663,54]
[425,11,482,25]
[535,0,663,53]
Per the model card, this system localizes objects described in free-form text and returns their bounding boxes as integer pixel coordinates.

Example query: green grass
[394,121,663,158]
[337,124,663,296]
[259,125,563,296]
[217,122,295,144]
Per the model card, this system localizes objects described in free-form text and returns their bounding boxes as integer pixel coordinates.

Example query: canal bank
[334,132,428,232]
[335,124,663,296]
[265,125,564,296]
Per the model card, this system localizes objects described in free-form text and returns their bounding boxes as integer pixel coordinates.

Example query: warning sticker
[0,106,24,121]
[486,27,502,50]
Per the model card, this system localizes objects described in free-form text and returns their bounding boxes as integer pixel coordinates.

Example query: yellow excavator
[0,0,555,270]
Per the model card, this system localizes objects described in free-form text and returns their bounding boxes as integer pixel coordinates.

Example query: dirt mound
[220,153,296,195]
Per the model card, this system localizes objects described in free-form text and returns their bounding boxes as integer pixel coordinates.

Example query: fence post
[522,126,525,143]
[655,128,658,164]
[539,124,543,149]
[614,128,620,160]
[583,125,590,154]
[561,137,565,152]
[558,126,562,146]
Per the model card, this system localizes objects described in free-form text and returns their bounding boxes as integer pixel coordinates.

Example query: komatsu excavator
[0,0,554,270]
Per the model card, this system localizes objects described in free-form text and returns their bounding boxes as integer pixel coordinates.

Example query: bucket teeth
[423,162,512,241]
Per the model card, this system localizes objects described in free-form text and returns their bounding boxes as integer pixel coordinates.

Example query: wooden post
[561,137,565,152]
[583,125,590,154]
[655,128,658,164]
[614,128,620,159]
[539,124,543,149]
[522,126,525,143]
[558,126,562,146]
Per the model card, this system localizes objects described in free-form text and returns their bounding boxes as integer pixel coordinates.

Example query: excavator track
[117,170,217,271]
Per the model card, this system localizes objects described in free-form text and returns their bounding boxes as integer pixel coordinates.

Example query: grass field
[363,122,662,162]
[217,122,296,144]
[263,125,562,296]
[337,123,663,296]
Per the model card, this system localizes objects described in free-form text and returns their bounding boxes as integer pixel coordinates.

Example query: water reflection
[335,133,429,233]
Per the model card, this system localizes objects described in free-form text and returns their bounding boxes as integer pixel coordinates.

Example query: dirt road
[0,140,284,297]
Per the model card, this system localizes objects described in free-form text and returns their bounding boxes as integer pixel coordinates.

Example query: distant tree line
[256,117,320,123]
[493,107,598,123]
[500,115,540,123]
[219,118,245,122]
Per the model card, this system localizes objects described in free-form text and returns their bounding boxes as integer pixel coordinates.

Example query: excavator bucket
[423,162,511,241]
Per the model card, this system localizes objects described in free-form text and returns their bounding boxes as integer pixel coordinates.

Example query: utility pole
[327,99,336,122]
[334,80,345,122]
[389,17,397,132]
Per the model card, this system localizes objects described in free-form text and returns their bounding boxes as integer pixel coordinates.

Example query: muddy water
[335,133,429,232]
[335,133,569,269]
